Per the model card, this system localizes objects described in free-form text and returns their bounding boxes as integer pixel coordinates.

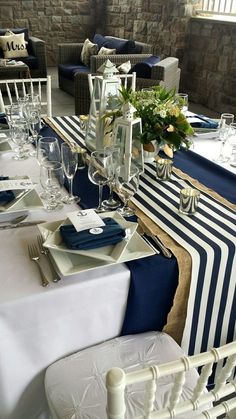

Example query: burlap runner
[130,167,235,345]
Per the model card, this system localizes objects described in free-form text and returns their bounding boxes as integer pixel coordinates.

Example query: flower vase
[143,141,159,163]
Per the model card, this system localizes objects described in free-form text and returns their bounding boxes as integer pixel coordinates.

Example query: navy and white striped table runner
[46,116,236,356]
[131,163,236,356]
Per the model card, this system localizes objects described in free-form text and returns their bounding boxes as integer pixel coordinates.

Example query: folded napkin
[0,113,7,125]
[0,176,15,203]
[187,114,218,129]
[60,217,126,250]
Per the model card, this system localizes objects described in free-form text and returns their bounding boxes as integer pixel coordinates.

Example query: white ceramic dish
[38,218,155,276]
[0,177,43,220]
[41,211,138,263]
[0,131,12,153]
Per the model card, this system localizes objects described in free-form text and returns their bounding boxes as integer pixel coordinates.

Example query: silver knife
[0,220,45,230]
[147,234,173,258]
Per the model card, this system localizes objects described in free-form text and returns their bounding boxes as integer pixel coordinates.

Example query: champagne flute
[102,146,121,210]
[116,164,139,217]
[61,142,80,204]
[88,150,113,213]
[214,113,234,163]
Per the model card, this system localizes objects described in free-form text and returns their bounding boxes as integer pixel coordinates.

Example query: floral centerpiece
[105,85,194,157]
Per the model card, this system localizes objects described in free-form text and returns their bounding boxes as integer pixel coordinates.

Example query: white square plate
[38,218,155,276]
[0,177,43,220]
[40,211,138,263]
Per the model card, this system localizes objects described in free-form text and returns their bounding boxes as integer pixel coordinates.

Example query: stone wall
[183,18,236,115]
[0,0,105,66]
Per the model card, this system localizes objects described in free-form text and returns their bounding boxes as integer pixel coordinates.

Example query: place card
[0,179,35,192]
[67,209,105,232]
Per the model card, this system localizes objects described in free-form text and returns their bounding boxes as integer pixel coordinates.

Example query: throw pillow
[0,30,28,59]
[129,55,160,79]
[117,60,132,74]
[93,34,136,54]
[98,46,116,55]
[81,38,98,67]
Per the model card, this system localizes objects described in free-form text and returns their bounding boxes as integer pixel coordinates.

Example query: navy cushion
[93,34,136,54]
[58,63,90,81]
[130,55,160,78]
[14,55,38,70]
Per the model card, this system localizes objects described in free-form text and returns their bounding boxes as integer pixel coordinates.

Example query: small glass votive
[179,188,200,215]
[156,158,173,181]
[79,115,89,133]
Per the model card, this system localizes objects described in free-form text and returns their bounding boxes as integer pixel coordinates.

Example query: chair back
[88,72,136,100]
[0,75,52,116]
[106,341,236,419]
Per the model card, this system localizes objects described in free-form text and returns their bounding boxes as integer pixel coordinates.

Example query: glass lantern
[113,102,144,181]
[86,59,121,151]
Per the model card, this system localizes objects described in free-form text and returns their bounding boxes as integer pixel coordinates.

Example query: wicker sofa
[58,35,152,96]
[74,56,181,115]
[0,28,47,78]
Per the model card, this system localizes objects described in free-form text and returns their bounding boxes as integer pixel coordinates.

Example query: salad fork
[37,234,60,282]
[28,243,49,287]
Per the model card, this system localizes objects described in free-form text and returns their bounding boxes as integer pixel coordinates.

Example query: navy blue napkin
[0,176,15,203]
[187,114,218,129]
[0,113,7,125]
[60,217,126,250]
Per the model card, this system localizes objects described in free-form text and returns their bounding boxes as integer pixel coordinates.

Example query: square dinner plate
[40,211,138,263]
[38,218,155,276]
[0,177,43,220]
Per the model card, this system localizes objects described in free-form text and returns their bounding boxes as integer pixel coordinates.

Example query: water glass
[61,142,80,204]
[37,137,61,165]
[116,164,139,217]
[102,147,121,210]
[176,93,188,113]
[215,113,234,163]
[11,120,29,160]
[40,161,64,211]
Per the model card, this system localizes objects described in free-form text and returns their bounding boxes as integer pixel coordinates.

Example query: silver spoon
[0,214,28,226]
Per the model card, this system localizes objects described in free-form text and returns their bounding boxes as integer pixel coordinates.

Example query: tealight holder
[179,188,200,215]
[156,158,173,181]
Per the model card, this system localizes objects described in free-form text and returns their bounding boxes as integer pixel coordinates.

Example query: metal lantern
[113,102,144,180]
[86,59,121,151]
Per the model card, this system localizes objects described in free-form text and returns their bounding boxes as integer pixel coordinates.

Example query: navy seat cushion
[130,55,160,78]
[93,34,136,54]
[58,63,90,81]
[14,55,39,70]
[0,28,30,58]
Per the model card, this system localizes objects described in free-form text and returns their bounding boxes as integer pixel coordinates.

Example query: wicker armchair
[58,36,152,96]
[74,57,181,116]
[0,28,47,78]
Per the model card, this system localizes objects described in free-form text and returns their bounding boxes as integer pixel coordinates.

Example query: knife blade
[0,220,45,230]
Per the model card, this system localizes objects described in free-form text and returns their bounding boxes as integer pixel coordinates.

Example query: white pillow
[117,60,132,74]
[81,38,98,66]
[98,46,116,56]
[0,31,28,59]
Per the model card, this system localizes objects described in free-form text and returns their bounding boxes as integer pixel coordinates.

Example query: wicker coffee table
[0,61,30,80]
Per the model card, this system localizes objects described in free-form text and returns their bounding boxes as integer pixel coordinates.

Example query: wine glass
[228,123,236,167]
[102,147,121,210]
[115,164,139,217]
[214,113,234,163]
[11,120,29,160]
[40,161,64,211]
[61,142,80,204]
[37,137,60,165]
[88,150,113,213]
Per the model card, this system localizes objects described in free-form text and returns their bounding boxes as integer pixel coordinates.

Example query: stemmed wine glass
[115,164,139,217]
[61,142,80,204]
[11,120,29,160]
[88,150,113,213]
[102,147,121,210]
[214,113,234,163]
[40,161,64,211]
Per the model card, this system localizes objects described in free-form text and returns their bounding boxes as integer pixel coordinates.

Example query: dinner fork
[28,243,49,287]
[37,234,60,282]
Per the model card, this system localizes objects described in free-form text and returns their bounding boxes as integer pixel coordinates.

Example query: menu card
[0,179,35,192]
[67,209,105,232]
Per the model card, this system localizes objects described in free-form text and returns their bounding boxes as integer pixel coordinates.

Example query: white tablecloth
[0,147,130,419]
